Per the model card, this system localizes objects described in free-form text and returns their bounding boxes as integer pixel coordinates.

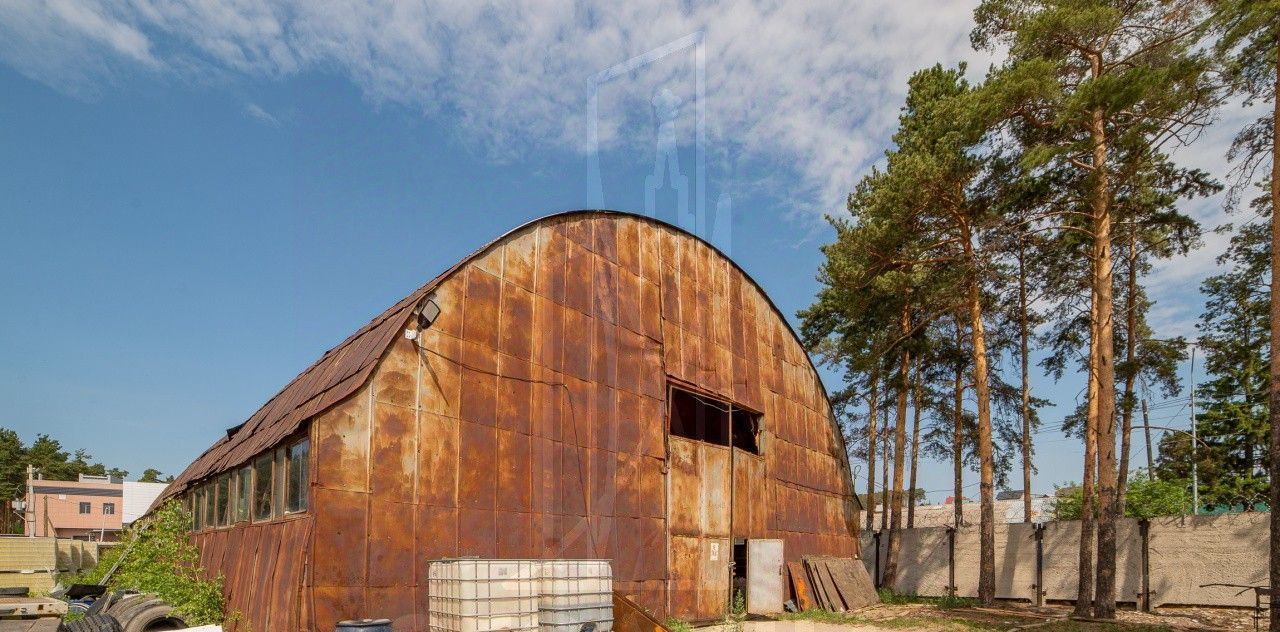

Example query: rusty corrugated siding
[193,517,313,632]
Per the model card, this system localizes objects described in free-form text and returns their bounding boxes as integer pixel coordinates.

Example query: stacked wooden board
[789,557,879,612]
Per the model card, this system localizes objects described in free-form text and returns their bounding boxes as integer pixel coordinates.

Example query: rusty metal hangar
[152,210,862,631]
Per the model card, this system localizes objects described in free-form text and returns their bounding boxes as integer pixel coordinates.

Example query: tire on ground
[107,596,188,632]
[58,613,124,632]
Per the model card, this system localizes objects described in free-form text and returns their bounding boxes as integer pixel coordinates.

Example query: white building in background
[121,481,169,525]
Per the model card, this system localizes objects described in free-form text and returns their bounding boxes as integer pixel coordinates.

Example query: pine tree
[974,0,1218,616]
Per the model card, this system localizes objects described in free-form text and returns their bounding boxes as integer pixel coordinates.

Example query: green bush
[1053,476,1190,521]
[74,500,225,626]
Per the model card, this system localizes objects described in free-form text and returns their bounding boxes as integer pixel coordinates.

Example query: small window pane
[273,448,286,518]
[253,455,274,521]
[103,502,115,515]
[79,502,91,514]
[287,439,310,513]
[193,491,203,530]
[235,466,252,522]
[199,486,209,527]
[215,475,230,526]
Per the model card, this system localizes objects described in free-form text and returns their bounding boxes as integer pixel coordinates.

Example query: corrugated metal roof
[154,209,851,511]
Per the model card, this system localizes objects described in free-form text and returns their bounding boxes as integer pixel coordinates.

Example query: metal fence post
[873,530,882,588]
[946,526,956,598]
[1033,523,1045,607]
[1139,518,1152,612]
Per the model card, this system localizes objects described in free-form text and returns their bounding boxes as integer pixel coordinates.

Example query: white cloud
[244,102,279,125]
[0,0,989,217]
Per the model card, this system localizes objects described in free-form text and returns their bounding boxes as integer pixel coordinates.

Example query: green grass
[877,588,980,609]
[663,617,695,632]
[777,608,864,624]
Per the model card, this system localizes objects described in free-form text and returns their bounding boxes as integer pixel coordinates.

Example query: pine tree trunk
[866,377,879,531]
[883,306,912,586]
[881,405,890,533]
[962,229,997,606]
[954,318,966,529]
[1266,47,1279,632]
[1118,231,1139,513]
[1076,285,1099,619]
[1018,240,1034,522]
[908,358,923,529]
[1090,101,1120,620]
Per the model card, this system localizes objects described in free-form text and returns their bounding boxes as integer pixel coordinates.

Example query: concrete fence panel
[0,537,56,572]
[889,526,952,596]
[857,513,1253,608]
[1148,513,1267,608]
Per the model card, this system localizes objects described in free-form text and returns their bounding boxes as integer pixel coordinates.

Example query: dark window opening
[79,502,91,514]
[668,387,761,454]
[669,388,729,446]
[731,408,761,454]
[732,540,748,599]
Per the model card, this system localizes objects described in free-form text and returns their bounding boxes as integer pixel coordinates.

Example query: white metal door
[746,538,784,614]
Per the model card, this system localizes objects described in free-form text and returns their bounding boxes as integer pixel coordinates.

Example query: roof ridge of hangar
[155,209,843,508]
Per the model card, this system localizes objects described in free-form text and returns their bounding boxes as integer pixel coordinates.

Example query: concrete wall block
[1148,512,1267,608]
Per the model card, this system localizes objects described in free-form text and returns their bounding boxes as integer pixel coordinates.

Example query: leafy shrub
[1053,476,1190,521]
[75,500,225,626]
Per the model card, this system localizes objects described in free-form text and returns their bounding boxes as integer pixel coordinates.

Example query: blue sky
[0,1,1251,505]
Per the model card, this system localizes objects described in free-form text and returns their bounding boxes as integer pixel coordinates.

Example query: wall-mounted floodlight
[405,294,441,341]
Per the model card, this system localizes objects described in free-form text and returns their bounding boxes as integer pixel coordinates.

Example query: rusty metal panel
[499,281,535,360]
[368,499,413,588]
[667,438,698,536]
[593,255,617,324]
[593,320,618,388]
[733,452,763,539]
[533,296,565,373]
[418,330,461,419]
[594,384,618,452]
[373,337,417,408]
[701,538,731,619]
[701,445,731,538]
[312,487,367,587]
[503,230,537,291]
[312,387,370,493]
[496,427,531,512]
[615,268,643,336]
[415,504,458,562]
[668,535,699,616]
[458,508,497,557]
[417,412,458,508]
[496,510,533,558]
[616,217,640,276]
[371,402,415,503]
[563,307,592,380]
[615,451,638,519]
[497,359,533,435]
[564,241,595,316]
[313,586,364,632]
[536,222,568,305]
[458,421,496,510]
[463,267,502,352]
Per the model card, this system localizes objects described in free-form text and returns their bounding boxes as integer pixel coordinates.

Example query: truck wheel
[58,613,124,632]
[114,600,187,632]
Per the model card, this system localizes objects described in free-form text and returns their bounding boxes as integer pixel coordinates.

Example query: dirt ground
[714,601,1258,631]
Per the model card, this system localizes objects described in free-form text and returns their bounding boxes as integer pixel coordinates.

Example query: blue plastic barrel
[335,618,393,632]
